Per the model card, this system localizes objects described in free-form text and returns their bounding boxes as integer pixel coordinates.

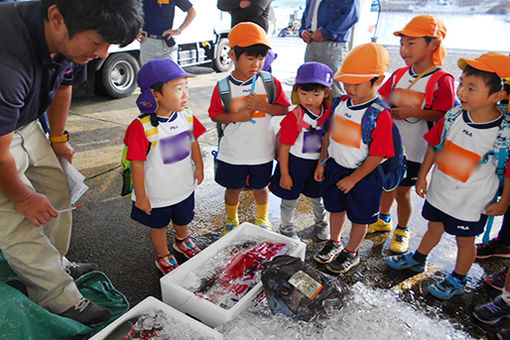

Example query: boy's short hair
[458,52,510,95]
[462,65,504,95]
[228,22,271,50]
[232,44,270,59]
[41,0,143,47]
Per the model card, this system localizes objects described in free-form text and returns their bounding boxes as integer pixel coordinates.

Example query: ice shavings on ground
[217,282,473,339]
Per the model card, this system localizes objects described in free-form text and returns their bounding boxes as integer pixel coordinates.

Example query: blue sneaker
[386,252,426,272]
[428,274,466,299]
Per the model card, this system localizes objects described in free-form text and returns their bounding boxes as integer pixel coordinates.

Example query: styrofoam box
[90,296,223,340]
[160,222,307,328]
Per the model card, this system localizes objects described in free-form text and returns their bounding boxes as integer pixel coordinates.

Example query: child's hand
[280,174,293,190]
[314,166,325,182]
[135,196,152,215]
[336,176,356,194]
[415,176,427,198]
[486,201,509,216]
[391,106,416,120]
[233,108,254,122]
[194,167,204,185]
[245,93,266,112]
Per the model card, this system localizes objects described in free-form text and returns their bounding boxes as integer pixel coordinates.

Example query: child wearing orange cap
[314,43,395,274]
[369,15,457,255]
[208,22,291,236]
[387,52,510,300]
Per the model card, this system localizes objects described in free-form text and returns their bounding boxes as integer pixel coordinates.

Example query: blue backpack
[433,105,510,243]
[331,96,407,192]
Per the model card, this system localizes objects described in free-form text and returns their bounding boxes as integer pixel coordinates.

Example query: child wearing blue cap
[123,58,206,275]
[269,62,333,240]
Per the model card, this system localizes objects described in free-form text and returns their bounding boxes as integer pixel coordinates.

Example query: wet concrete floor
[66,39,507,338]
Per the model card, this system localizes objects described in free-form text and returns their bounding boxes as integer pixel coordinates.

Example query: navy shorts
[215,160,273,189]
[269,154,322,200]
[131,193,194,228]
[321,159,382,225]
[422,200,488,237]
[399,160,421,187]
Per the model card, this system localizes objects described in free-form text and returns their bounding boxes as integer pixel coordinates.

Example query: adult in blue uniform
[139,0,197,65]
[0,0,143,326]
[299,0,360,96]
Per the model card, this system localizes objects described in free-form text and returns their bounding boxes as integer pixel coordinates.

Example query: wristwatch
[49,130,69,143]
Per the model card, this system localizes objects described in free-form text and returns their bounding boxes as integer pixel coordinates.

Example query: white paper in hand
[60,158,89,204]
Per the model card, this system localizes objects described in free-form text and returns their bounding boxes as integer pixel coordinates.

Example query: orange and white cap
[458,52,510,81]
[228,22,271,49]
[333,43,390,84]
[394,15,447,66]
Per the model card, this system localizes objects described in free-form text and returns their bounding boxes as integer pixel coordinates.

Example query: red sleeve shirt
[124,114,205,162]
[208,75,291,119]
[369,109,395,158]
[279,104,331,146]
[423,116,445,147]
[378,70,396,101]
[431,74,456,112]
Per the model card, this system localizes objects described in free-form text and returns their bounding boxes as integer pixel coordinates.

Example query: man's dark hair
[370,76,379,86]
[463,65,505,95]
[150,82,164,94]
[424,36,435,44]
[233,44,269,59]
[41,0,143,47]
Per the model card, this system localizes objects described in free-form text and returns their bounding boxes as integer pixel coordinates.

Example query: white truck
[84,0,232,98]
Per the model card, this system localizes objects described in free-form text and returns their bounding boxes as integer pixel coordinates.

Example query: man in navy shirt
[0,0,142,326]
[300,0,360,96]
[139,0,197,64]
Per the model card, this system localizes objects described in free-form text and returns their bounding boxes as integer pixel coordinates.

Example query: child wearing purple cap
[269,62,333,240]
[123,58,206,275]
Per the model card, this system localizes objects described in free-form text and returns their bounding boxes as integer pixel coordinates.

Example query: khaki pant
[0,121,82,313]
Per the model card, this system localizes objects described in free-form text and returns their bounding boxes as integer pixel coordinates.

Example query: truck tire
[97,53,140,98]
[212,38,233,72]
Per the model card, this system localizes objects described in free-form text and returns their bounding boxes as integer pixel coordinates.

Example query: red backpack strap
[391,66,412,91]
[423,69,454,110]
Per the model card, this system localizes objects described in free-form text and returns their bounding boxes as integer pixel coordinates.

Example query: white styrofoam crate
[160,222,307,328]
[90,296,223,340]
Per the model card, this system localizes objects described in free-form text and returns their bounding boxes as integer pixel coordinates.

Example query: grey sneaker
[279,224,299,240]
[326,249,360,274]
[60,297,112,327]
[64,261,99,280]
[314,240,343,264]
[312,221,330,241]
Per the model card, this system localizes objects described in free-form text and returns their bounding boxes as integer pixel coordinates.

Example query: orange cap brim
[458,58,497,74]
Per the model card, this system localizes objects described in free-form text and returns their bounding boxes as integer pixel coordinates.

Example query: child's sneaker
[221,218,239,236]
[473,296,510,324]
[312,221,330,241]
[367,218,392,234]
[386,252,426,272]
[427,274,466,299]
[484,267,509,291]
[326,249,360,274]
[497,328,510,340]
[256,218,273,231]
[314,240,343,264]
[279,224,299,240]
[173,236,201,259]
[155,253,179,274]
[476,238,510,259]
[389,228,410,254]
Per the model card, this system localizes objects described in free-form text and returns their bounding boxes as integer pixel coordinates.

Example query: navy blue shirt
[0,2,76,135]
[143,0,193,36]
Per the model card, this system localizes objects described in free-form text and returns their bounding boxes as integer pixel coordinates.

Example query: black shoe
[326,249,360,274]
[314,240,343,264]
[498,328,510,340]
[65,261,99,280]
[473,296,510,325]
[60,298,112,327]
[476,239,510,259]
[484,266,509,291]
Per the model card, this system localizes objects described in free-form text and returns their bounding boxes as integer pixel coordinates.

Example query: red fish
[196,242,287,306]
